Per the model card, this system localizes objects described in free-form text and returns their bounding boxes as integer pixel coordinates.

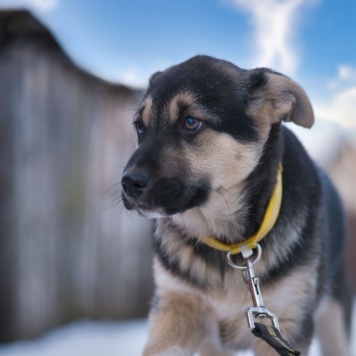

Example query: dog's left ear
[248,70,315,128]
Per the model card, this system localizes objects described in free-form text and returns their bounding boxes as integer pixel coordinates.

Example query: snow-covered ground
[0,305,355,356]
[0,319,147,356]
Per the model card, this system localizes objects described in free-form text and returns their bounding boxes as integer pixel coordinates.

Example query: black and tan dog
[121,55,352,355]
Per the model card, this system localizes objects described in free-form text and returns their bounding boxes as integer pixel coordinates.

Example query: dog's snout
[121,169,150,198]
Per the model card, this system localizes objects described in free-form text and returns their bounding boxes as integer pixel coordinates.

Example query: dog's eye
[134,120,145,135]
[183,117,203,132]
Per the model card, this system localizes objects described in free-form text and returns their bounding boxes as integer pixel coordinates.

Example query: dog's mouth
[121,174,211,217]
[121,196,166,218]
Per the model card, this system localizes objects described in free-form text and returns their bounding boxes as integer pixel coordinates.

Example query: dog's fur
[121,55,352,355]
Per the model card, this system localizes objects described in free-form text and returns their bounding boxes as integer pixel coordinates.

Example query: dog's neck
[170,124,283,244]
[171,182,248,243]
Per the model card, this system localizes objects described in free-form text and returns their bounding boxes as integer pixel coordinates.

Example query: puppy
[121,55,352,355]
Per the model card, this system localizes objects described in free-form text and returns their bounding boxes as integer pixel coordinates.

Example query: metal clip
[226,244,280,331]
[242,257,280,331]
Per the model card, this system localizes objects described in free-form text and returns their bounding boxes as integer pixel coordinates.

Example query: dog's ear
[248,70,314,128]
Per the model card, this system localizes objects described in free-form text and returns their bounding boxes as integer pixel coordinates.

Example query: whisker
[100,182,121,198]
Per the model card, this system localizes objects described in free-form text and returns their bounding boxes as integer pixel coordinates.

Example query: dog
[121,55,352,355]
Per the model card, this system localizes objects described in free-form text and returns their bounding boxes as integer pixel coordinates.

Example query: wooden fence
[0,11,153,342]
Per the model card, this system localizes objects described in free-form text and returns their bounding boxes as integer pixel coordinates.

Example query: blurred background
[0,0,355,355]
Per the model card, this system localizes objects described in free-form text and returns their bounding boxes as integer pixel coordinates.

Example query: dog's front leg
[143,293,208,356]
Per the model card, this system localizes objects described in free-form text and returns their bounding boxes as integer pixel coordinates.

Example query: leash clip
[242,248,280,331]
[226,244,280,331]
[226,244,301,355]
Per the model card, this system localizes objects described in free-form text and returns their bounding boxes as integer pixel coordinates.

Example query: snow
[0,306,355,356]
[0,320,147,356]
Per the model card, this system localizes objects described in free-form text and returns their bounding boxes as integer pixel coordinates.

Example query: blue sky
[1,0,356,130]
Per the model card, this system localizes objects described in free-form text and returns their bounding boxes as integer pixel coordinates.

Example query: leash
[199,165,300,355]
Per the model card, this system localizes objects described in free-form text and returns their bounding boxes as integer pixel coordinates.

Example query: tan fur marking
[144,277,209,355]
[199,339,236,356]
[185,132,262,190]
[168,92,196,123]
[172,132,264,242]
[141,96,153,126]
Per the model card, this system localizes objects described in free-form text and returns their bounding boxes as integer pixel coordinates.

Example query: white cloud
[312,64,356,130]
[227,0,312,75]
[288,119,345,166]
[314,87,356,129]
[338,65,356,80]
[0,0,58,12]
[27,0,58,12]
[327,64,356,90]
[99,66,150,89]
[108,59,174,89]
[118,68,143,88]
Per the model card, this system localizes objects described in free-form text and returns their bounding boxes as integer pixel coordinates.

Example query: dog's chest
[205,272,258,347]
[204,265,314,349]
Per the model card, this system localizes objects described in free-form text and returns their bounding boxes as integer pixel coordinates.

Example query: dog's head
[121,55,314,218]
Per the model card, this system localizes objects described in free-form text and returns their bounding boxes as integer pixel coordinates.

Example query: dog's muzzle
[121,163,211,216]
[121,168,150,199]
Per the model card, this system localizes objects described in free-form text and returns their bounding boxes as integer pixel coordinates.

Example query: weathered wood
[0,10,153,341]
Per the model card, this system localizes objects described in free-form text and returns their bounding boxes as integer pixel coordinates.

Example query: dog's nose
[121,170,150,198]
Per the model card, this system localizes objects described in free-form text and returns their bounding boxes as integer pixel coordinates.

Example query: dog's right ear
[247,69,314,129]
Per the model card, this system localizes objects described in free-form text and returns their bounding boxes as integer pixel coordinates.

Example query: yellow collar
[201,165,283,256]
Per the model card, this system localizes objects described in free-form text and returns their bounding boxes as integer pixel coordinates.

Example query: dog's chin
[124,200,187,218]
[137,209,168,219]
[122,194,168,218]
[123,199,199,219]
